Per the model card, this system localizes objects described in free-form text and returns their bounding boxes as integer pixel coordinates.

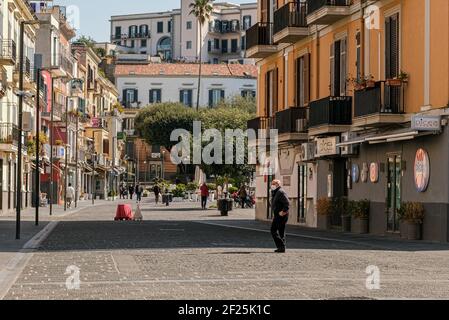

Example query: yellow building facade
[247,0,449,241]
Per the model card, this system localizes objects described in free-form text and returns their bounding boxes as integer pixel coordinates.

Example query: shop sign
[352,164,360,183]
[370,162,379,183]
[414,148,430,192]
[315,137,340,157]
[411,115,441,132]
[361,163,368,183]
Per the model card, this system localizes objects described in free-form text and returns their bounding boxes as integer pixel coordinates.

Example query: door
[298,164,307,223]
[387,155,402,232]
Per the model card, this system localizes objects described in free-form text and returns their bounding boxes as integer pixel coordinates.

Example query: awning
[337,129,438,147]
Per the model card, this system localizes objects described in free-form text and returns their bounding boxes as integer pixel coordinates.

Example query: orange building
[247,0,449,241]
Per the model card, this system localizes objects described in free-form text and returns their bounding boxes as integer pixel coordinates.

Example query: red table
[115,204,133,221]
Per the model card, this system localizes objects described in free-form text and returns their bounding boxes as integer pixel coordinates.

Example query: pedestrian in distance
[136,184,142,202]
[119,184,125,199]
[270,180,290,253]
[238,185,248,209]
[200,183,209,210]
[66,183,75,209]
[129,185,134,200]
[153,184,161,205]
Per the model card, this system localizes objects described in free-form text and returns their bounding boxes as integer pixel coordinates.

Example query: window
[186,41,192,50]
[130,40,135,48]
[213,58,219,64]
[241,36,246,51]
[266,68,278,117]
[231,39,238,53]
[243,15,252,30]
[129,25,138,37]
[386,13,400,79]
[186,21,192,30]
[296,54,310,107]
[356,31,361,81]
[214,38,220,50]
[221,39,228,53]
[157,21,163,33]
[330,37,347,97]
[168,20,172,33]
[149,89,162,104]
[114,26,121,39]
[123,89,138,107]
[241,90,256,98]
[207,40,212,52]
[141,39,147,47]
[139,24,149,37]
[208,89,225,107]
[180,89,193,107]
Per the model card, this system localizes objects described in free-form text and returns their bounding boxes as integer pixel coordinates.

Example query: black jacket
[271,187,290,217]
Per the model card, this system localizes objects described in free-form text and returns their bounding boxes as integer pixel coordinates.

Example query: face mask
[271,185,278,191]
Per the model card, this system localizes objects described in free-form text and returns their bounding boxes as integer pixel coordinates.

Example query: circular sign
[361,163,368,183]
[352,164,360,183]
[414,148,430,192]
[370,162,379,183]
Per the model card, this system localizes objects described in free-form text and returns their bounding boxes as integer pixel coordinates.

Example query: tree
[189,0,213,112]
[135,102,197,151]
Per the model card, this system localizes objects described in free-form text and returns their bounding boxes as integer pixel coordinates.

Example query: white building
[115,63,256,108]
[110,0,257,64]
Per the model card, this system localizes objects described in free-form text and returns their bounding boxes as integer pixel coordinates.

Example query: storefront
[342,117,448,242]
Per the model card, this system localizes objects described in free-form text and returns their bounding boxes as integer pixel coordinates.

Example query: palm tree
[189,0,213,111]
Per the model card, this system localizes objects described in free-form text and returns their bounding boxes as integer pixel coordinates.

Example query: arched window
[128,25,138,37]
[157,37,172,61]
[139,24,149,37]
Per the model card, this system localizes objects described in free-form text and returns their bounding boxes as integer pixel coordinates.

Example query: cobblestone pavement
[3,200,449,299]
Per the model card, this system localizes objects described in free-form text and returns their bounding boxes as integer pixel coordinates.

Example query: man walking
[270,180,290,253]
[136,184,142,202]
[238,185,248,209]
[153,184,161,205]
[128,184,134,200]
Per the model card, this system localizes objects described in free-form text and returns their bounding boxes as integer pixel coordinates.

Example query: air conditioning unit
[299,142,315,162]
[340,132,359,156]
[296,118,308,132]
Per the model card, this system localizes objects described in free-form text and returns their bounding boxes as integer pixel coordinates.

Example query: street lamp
[16,19,41,239]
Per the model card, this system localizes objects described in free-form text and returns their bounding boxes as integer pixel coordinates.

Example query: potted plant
[347,75,366,91]
[397,202,425,240]
[365,75,376,88]
[316,197,332,230]
[397,70,409,84]
[351,199,370,234]
[342,199,356,232]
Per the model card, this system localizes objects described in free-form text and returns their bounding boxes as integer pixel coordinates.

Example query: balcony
[0,123,19,152]
[275,107,308,143]
[247,116,275,140]
[14,57,35,85]
[245,23,277,59]
[353,81,407,128]
[122,101,141,109]
[0,40,17,65]
[306,0,352,25]
[273,2,308,44]
[50,53,74,77]
[209,20,240,34]
[127,32,151,39]
[309,96,352,136]
[0,67,7,98]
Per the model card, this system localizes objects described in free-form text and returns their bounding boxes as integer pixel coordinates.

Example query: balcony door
[330,37,347,97]
[297,164,307,223]
[295,53,310,107]
[261,0,276,23]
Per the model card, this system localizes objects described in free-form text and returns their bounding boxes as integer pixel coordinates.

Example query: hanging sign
[411,115,441,132]
[414,148,430,192]
[370,162,379,183]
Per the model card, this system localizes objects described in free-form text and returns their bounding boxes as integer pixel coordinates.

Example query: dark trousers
[240,197,246,208]
[201,196,208,209]
[136,193,142,201]
[271,215,288,249]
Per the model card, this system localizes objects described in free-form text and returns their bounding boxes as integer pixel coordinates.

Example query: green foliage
[206,183,217,191]
[189,0,213,25]
[75,35,96,47]
[135,102,197,151]
[172,184,186,198]
[398,202,425,224]
[351,199,371,219]
[186,182,199,192]
[215,95,256,115]
[228,186,238,194]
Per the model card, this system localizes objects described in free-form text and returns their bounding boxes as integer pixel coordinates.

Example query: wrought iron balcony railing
[309,96,352,127]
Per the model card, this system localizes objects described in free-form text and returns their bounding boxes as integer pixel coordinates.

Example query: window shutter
[180,90,184,104]
[220,90,225,100]
[188,90,192,107]
[157,89,161,103]
[330,42,335,96]
[133,89,138,103]
[122,89,127,103]
[303,53,310,105]
[265,72,270,116]
[340,37,347,96]
[385,18,391,79]
[295,57,299,106]
[390,13,399,78]
[209,90,213,107]
[149,90,153,104]
[273,68,278,113]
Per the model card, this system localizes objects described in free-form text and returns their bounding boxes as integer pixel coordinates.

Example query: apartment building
[0,0,38,214]
[115,63,257,108]
[248,0,449,241]
[110,0,257,64]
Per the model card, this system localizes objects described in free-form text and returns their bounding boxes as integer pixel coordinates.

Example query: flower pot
[366,80,376,88]
[352,217,369,234]
[341,215,351,232]
[386,79,402,87]
[401,221,422,240]
[317,215,332,230]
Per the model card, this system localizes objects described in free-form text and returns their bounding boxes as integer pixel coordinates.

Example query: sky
[55,0,252,42]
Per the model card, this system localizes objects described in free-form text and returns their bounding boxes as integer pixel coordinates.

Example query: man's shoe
[274,248,286,253]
